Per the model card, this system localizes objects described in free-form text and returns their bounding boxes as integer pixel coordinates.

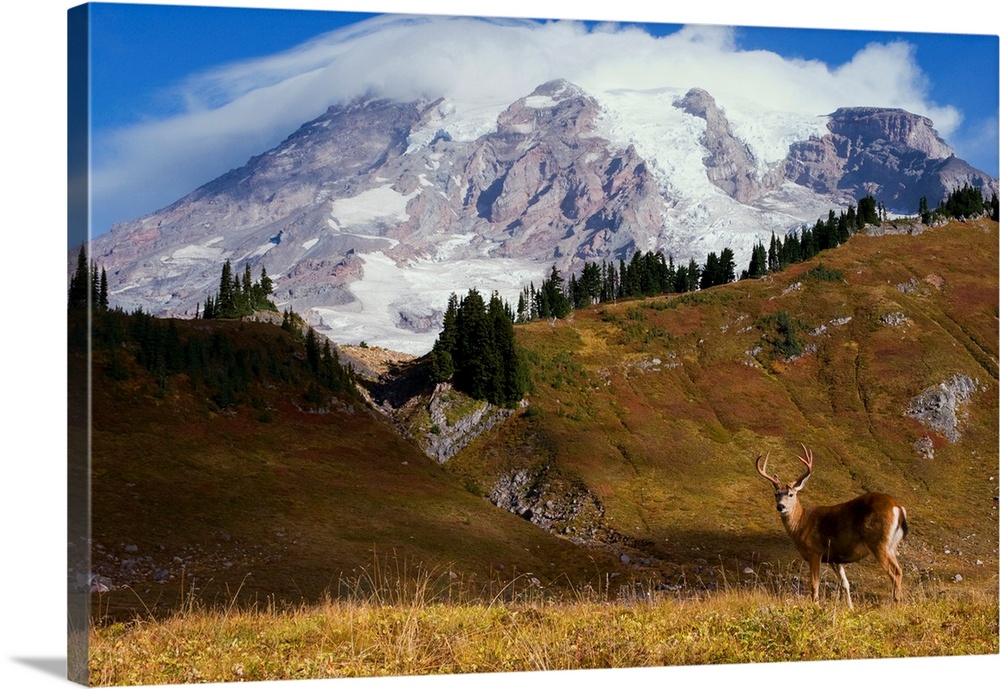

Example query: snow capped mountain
[84,80,997,354]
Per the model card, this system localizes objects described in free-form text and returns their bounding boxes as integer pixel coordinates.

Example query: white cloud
[90,14,969,234]
[831,42,960,135]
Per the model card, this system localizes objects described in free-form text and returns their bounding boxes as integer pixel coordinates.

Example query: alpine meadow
[75,215,999,684]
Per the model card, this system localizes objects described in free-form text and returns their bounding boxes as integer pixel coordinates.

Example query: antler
[794,444,814,487]
[755,451,781,488]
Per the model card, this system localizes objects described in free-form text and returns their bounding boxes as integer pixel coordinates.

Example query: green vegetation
[85,305,355,410]
[758,310,805,361]
[802,263,844,282]
[465,217,998,609]
[67,245,108,311]
[516,200,876,327]
[201,259,277,319]
[510,185,994,332]
[921,185,998,224]
[429,289,527,407]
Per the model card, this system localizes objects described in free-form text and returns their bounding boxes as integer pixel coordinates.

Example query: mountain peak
[783,105,993,212]
[497,80,600,136]
[529,78,587,99]
[85,84,998,354]
[827,106,955,160]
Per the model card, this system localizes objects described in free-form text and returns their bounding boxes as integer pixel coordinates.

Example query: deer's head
[755,446,813,515]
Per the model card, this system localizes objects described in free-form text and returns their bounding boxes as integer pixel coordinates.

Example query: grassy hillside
[79,315,629,623]
[80,218,997,626]
[450,218,998,601]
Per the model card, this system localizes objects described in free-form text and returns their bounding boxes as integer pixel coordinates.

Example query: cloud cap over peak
[90,13,986,236]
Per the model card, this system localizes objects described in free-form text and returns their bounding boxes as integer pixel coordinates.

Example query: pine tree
[488,291,525,406]
[304,327,320,373]
[429,289,526,406]
[541,266,570,319]
[768,232,781,273]
[745,242,768,279]
[99,268,109,309]
[257,266,273,307]
[700,252,719,290]
[685,259,700,292]
[218,260,235,317]
[453,289,491,400]
[430,293,459,382]
[68,246,89,309]
[858,195,879,226]
[836,212,850,245]
[719,247,736,284]
[203,295,215,320]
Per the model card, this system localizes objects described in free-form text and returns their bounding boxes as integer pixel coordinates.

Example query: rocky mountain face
[456,80,664,264]
[84,80,998,353]
[784,107,998,212]
[674,87,782,204]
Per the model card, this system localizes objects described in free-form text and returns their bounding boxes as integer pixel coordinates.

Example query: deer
[755,445,908,609]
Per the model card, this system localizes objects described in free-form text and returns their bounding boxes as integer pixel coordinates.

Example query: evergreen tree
[429,288,526,406]
[858,194,879,226]
[580,262,602,306]
[204,260,276,319]
[541,265,571,319]
[568,274,583,309]
[719,247,736,285]
[745,241,768,279]
[684,258,700,292]
[768,232,782,272]
[68,246,90,309]
[430,293,459,382]
[516,290,529,323]
[258,266,273,300]
[488,291,525,406]
[845,204,857,233]
[90,260,100,306]
[217,260,235,316]
[304,327,320,373]
[453,289,492,400]
[781,230,801,266]
[700,252,720,290]
[99,268,109,310]
[68,246,111,311]
[942,184,986,219]
[800,226,816,260]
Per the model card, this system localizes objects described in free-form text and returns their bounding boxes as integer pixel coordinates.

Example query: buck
[755,445,908,609]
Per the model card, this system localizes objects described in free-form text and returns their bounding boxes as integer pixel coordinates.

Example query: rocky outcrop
[363,366,518,464]
[458,79,665,265]
[907,374,979,443]
[784,107,998,214]
[420,384,516,463]
[490,465,606,544]
[674,87,779,203]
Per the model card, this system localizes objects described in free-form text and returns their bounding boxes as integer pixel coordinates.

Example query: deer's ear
[791,473,810,491]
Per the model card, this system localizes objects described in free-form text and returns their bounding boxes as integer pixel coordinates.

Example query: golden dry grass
[88,565,998,685]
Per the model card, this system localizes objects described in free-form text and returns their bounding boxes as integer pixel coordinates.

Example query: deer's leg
[873,547,903,603]
[807,554,821,603]
[831,563,853,610]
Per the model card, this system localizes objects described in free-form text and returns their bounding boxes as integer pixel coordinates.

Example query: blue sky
[82,1,998,239]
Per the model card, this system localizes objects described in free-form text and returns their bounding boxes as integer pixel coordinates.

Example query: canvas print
[67,2,999,686]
